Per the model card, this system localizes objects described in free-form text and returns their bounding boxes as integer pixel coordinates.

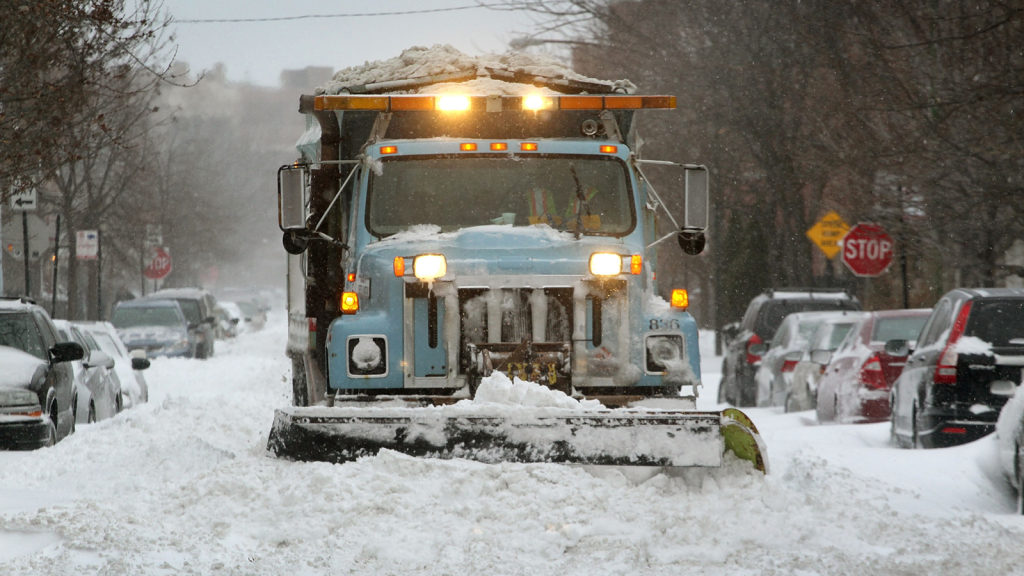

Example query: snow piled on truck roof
[317,44,635,96]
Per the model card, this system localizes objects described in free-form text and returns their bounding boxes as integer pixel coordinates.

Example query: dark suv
[890,287,1024,449]
[0,297,84,449]
[719,288,862,407]
[144,288,219,359]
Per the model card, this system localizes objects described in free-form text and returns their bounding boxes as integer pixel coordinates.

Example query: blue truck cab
[279,74,710,409]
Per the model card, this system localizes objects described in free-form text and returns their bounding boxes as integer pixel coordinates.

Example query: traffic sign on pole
[806,211,850,259]
[841,222,894,277]
[144,246,172,280]
[9,188,37,211]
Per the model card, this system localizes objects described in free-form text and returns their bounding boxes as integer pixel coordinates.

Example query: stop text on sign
[844,237,892,261]
[841,222,894,277]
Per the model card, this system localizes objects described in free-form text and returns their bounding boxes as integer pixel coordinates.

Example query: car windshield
[366,155,634,237]
[90,332,123,359]
[0,312,46,359]
[966,299,1024,347]
[112,306,184,328]
[755,300,859,338]
[172,300,202,324]
[873,315,929,343]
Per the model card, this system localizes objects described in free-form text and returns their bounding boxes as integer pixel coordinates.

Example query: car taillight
[934,301,972,385]
[781,358,799,373]
[859,353,887,390]
[745,334,763,365]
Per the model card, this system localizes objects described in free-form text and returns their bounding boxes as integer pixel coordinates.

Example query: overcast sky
[161,1,542,87]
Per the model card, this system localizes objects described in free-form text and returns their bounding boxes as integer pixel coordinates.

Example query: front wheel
[88,401,97,423]
[291,357,309,407]
[1015,444,1024,515]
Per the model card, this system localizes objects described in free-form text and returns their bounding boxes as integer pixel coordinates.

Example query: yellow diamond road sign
[806,211,850,259]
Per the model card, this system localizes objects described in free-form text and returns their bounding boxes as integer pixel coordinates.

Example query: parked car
[0,297,84,449]
[54,319,122,424]
[815,309,931,424]
[77,322,150,408]
[891,288,1024,449]
[215,302,242,339]
[785,312,866,413]
[111,298,197,358]
[753,310,863,407]
[995,383,1024,514]
[719,288,862,407]
[235,300,267,332]
[145,288,218,358]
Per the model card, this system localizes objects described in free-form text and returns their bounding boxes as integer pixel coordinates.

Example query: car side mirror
[748,342,768,356]
[885,339,910,356]
[131,357,151,371]
[51,341,84,363]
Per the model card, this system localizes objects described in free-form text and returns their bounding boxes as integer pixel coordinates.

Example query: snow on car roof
[768,290,854,300]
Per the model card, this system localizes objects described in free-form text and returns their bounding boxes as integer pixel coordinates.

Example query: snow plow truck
[269,47,766,473]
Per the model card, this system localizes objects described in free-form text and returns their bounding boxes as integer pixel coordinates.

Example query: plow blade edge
[267,406,767,472]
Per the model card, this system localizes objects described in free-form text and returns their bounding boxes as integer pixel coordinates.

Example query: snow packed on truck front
[324,139,700,402]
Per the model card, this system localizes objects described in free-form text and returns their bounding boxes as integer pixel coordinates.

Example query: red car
[816,309,931,424]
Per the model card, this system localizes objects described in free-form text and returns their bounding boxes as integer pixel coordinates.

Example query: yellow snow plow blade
[267,406,767,473]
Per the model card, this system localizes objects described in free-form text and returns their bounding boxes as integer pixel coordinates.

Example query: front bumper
[0,418,52,450]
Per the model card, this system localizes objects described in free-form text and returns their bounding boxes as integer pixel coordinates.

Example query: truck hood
[361,225,633,277]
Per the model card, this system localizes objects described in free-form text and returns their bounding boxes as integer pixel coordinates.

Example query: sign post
[841,222,894,277]
[11,186,37,296]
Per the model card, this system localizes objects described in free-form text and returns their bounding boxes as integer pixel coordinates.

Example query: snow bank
[317,44,635,96]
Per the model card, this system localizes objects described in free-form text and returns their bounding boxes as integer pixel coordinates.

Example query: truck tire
[292,357,309,407]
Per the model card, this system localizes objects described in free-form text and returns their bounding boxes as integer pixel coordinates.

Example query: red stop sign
[841,223,893,277]
[144,246,172,280]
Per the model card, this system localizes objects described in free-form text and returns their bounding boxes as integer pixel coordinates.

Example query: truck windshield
[367,155,635,237]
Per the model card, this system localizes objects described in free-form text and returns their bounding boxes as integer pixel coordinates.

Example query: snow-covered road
[2,310,1023,575]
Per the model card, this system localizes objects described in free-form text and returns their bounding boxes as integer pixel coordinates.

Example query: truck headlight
[413,254,447,281]
[589,252,622,276]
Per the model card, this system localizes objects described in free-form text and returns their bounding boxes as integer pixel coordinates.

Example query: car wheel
[911,405,921,449]
[88,401,97,424]
[292,357,309,407]
[1015,441,1024,515]
[44,403,58,446]
[116,393,124,413]
[70,398,77,435]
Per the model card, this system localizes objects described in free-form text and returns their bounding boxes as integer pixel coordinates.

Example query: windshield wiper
[569,163,591,240]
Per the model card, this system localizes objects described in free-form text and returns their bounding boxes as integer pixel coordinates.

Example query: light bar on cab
[313,94,676,112]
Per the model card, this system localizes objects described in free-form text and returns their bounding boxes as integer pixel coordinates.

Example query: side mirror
[131,357,151,371]
[678,165,709,255]
[748,342,768,357]
[278,164,310,232]
[683,165,709,230]
[51,341,85,363]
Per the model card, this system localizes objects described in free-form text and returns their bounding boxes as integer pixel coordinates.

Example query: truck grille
[458,287,573,347]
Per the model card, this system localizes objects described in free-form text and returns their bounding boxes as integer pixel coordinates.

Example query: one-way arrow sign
[9,188,37,211]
